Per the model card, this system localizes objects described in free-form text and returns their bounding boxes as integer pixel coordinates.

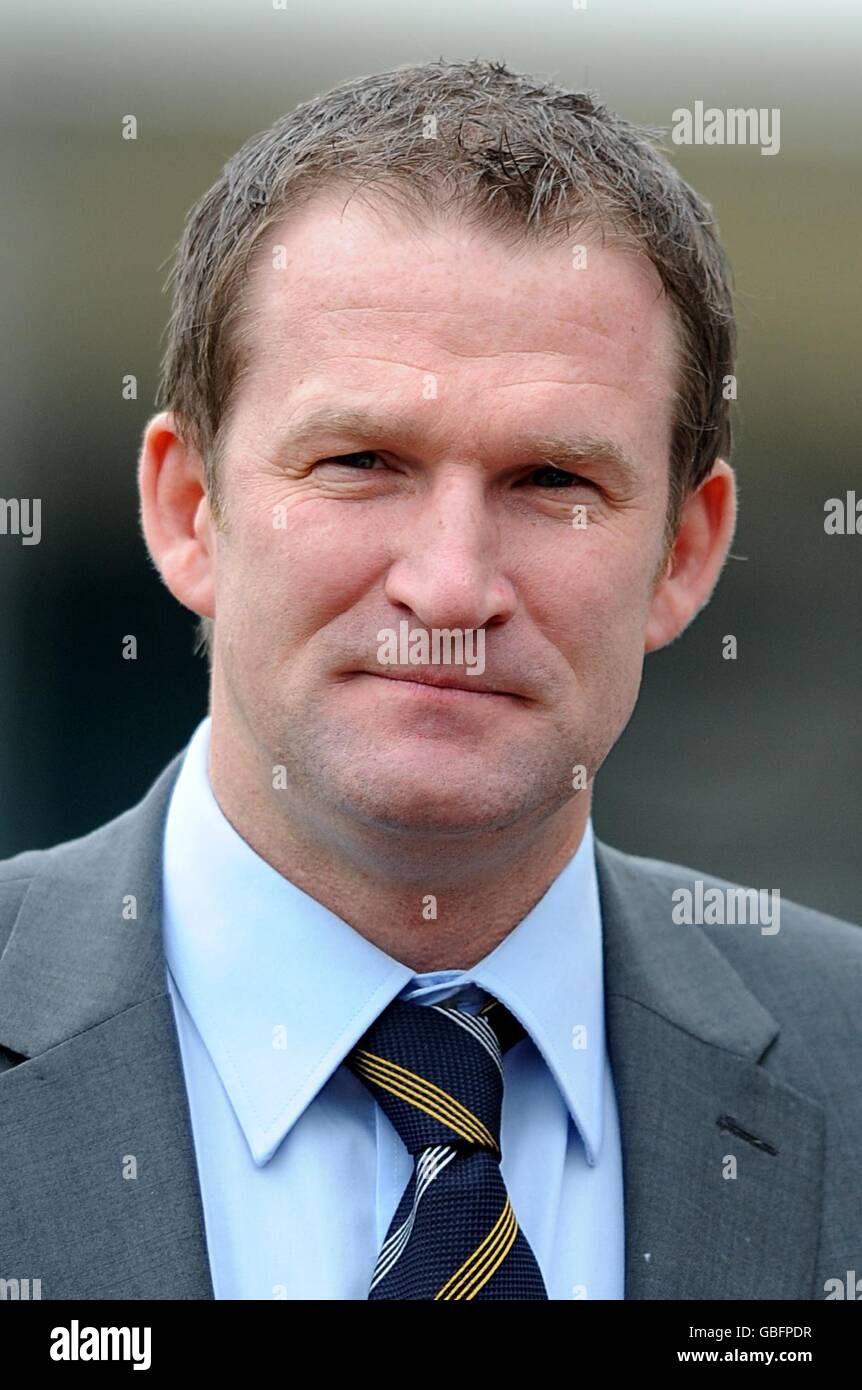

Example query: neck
[206,721,592,972]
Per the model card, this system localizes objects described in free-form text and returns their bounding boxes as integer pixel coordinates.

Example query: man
[1,58,859,1302]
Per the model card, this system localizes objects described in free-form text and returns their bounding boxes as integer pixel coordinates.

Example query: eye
[318,450,385,470]
[525,464,590,489]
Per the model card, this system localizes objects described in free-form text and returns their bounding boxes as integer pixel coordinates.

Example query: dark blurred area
[0,1,859,919]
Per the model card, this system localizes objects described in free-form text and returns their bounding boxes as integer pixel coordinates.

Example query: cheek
[520,525,657,655]
[219,500,390,642]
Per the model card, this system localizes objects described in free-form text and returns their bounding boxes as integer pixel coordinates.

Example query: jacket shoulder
[600,834,862,945]
[597,840,862,1028]
[0,849,44,960]
[0,814,129,962]
[0,751,185,962]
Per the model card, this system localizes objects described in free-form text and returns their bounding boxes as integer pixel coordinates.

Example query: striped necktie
[344,992,549,1300]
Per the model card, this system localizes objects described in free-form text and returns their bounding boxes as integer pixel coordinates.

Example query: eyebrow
[506,429,641,489]
[277,405,641,489]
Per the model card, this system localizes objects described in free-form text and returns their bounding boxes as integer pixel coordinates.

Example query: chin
[337,773,539,839]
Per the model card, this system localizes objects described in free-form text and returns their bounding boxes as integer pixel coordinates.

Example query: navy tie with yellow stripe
[344,993,549,1299]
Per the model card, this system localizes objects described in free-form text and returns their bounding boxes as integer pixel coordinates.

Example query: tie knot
[345,993,524,1158]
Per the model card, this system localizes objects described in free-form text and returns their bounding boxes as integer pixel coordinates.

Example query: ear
[138,411,216,620]
[645,459,737,652]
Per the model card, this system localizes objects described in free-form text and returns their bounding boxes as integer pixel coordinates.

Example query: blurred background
[0,0,859,919]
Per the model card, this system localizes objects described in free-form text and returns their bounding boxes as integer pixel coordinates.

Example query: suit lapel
[595,840,824,1299]
[0,753,214,1299]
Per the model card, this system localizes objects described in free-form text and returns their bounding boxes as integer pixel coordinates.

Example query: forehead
[234,190,679,449]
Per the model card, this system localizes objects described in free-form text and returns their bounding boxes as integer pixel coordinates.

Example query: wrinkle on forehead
[243,194,677,342]
[230,198,681,463]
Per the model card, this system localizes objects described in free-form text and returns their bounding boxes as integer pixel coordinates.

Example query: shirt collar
[162,717,606,1168]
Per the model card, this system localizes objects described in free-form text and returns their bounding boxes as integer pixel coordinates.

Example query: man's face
[208,193,679,837]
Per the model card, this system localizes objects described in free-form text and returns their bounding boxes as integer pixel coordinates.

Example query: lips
[359,668,518,697]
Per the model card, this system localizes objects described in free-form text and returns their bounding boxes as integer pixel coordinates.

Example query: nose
[383,470,517,631]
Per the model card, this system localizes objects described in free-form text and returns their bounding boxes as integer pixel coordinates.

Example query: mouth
[350,669,523,700]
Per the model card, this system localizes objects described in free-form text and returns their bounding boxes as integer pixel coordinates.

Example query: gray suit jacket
[0,750,860,1300]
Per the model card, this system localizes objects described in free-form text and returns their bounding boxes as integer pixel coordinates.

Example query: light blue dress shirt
[162,717,624,1300]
